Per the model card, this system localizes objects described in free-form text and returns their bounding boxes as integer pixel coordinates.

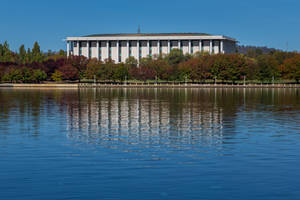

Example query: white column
[210,40,213,54]
[67,41,70,57]
[77,41,80,56]
[178,40,181,50]
[158,40,160,55]
[147,40,150,56]
[107,41,109,59]
[220,40,224,54]
[127,40,130,58]
[188,40,192,54]
[87,41,89,58]
[137,41,140,61]
[117,40,119,63]
[199,40,202,52]
[167,40,170,54]
[96,41,99,60]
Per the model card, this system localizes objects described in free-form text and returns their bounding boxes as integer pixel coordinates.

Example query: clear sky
[0,0,299,52]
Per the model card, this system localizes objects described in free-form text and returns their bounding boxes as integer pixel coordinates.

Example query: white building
[66,33,237,63]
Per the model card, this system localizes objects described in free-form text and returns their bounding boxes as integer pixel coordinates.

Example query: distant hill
[237,45,278,54]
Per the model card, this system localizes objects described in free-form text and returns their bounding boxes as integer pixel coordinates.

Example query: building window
[109,46,112,59]
[200,41,203,51]
[129,47,132,56]
[139,45,142,58]
[159,41,162,54]
[99,47,102,60]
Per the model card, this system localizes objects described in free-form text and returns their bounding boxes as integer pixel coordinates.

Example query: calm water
[1,88,300,200]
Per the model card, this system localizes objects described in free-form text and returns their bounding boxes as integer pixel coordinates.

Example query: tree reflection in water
[1,88,300,151]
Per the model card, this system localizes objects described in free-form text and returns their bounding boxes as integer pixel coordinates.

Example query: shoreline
[1,83,300,89]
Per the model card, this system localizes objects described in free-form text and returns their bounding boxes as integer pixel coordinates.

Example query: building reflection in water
[65,88,227,149]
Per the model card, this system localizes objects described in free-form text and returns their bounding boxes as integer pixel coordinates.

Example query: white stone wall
[73,42,79,56]
[110,41,118,62]
[120,41,128,63]
[171,40,179,50]
[181,41,189,54]
[192,40,200,54]
[130,41,138,61]
[82,47,88,57]
[100,41,108,61]
[140,41,148,58]
[213,41,220,54]
[160,41,168,55]
[151,41,159,56]
[202,40,210,52]
[91,41,98,59]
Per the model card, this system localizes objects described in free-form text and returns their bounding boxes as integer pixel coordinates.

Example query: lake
[1,88,300,200]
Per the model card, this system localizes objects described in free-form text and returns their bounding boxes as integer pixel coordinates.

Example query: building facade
[66,33,237,63]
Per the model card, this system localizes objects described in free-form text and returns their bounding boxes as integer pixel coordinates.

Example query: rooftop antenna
[137,25,141,34]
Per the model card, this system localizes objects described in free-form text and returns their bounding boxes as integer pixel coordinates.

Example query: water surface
[1,88,300,199]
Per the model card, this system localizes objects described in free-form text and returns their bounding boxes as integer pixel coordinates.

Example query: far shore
[1,83,300,89]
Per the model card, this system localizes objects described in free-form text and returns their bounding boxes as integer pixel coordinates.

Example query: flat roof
[67,33,237,42]
[84,33,211,37]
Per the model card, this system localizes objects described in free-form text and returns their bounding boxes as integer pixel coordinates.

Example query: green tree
[32,69,47,83]
[18,45,27,64]
[51,70,63,82]
[31,41,44,62]
[26,48,32,63]
[125,56,138,68]
[0,41,14,62]
[2,68,23,83]
[112,63,129,81]
[58,49,66,57]
[98,59,115,80]
[165,49,187,66]
[257,54,279,81]
[0,44,3,59]
[21,67,34,83]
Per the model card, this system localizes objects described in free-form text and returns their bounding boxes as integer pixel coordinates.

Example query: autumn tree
[129,65,156,81]
[85,58,102,79]
[58,64,79,80]
[280,55,300,83]
[68,56,88,81]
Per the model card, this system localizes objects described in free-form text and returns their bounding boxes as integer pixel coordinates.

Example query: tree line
[1,41,300,83]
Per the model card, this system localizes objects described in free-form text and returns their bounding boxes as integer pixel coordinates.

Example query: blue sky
[0,0,299,52]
